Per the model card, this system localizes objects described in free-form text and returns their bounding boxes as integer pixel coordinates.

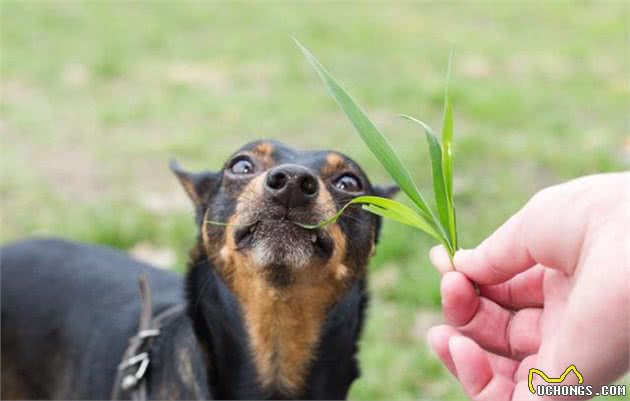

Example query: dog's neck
[185,243,367,399]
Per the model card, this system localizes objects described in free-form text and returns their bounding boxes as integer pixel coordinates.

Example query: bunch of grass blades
[294,39,459,259]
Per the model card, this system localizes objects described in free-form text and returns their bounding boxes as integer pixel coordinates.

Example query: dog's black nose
[265,164,319,207]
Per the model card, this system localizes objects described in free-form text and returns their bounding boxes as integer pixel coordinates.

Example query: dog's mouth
[233,219,333,267]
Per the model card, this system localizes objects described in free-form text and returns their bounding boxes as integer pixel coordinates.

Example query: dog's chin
[234,220,333,270]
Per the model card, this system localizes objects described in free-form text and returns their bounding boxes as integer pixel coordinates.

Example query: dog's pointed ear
[373,184,400,199]
[169,159,218,206]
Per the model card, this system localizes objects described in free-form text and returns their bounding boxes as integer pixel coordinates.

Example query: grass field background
[1,2,628,400]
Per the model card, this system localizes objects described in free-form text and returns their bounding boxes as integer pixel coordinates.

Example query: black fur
[1,141,396,400]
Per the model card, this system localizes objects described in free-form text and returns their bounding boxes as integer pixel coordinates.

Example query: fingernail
[453,249,472,267]
[447,335,467,352]
[429,245,441,260]
[430,245,454,274]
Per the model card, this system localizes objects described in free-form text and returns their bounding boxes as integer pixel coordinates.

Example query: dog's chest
[230,277,340,397]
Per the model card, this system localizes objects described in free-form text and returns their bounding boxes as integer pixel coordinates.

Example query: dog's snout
[265,164,319,207]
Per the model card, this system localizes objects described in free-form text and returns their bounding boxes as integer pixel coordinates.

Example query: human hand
[427,173,630,400]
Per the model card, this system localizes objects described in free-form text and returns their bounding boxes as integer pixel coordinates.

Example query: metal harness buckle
[119,352,150,391]
[118,328,160,391]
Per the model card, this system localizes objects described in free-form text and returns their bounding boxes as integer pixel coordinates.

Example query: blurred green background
[1,1,627,400]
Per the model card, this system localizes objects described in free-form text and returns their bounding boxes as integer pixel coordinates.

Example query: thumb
[451,209,536,285]
[451,175,613,284]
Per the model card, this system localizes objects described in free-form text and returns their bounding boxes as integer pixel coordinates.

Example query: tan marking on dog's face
[250,142,275,166]
[320,152,346,177]
[253,142,274,157]
[328,224,349,281]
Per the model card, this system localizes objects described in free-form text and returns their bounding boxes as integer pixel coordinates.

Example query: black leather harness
[111,275,185,400]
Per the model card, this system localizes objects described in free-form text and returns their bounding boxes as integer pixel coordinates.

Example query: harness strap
[111,274,185,400]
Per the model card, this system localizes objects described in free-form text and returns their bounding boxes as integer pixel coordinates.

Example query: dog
[1,140,398,400]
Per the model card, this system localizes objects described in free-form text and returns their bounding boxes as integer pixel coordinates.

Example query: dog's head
[172,140,398,288]
[172,140,398,395]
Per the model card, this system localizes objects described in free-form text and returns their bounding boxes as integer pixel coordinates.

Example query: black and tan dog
[1,140,398,400]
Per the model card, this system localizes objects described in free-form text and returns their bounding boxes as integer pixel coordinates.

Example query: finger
[478,265,546,309]
[461,299,541,360]
[452,207,536,285]
[441,274,542,359]
[514,355,538,382]
[430,245,453,274]
[441,271,478,326]
[488,351,520,380]
[428,325,520,380]
[513,354,540,400]
[512,379,538,401]
[449,336,516,401]
[427,325,459,377]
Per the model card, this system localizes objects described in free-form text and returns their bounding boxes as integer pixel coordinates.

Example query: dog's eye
[229,157,255,175]
[334,173,362,192]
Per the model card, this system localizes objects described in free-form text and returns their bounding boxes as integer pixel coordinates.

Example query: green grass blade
[295,195,419,228]
[356,196,439,236]
[294,195,371,229]
[365,204,453,255]
[442,48,457,250]
[362,204,443,244]
[400,114,451,249]
[293,39,437,225]
[295,195,444,245]
[442,48,454,200]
